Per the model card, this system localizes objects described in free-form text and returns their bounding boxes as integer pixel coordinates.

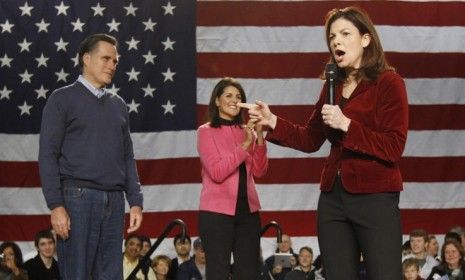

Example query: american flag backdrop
[1,0,465,259]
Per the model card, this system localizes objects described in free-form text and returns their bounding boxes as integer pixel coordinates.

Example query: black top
[23,254,60,280]
[218,118,250,214]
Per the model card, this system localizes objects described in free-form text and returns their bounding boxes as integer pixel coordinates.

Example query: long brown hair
[323,6,394,81]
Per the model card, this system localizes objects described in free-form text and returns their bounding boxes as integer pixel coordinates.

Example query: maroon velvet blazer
[267,70,409,193]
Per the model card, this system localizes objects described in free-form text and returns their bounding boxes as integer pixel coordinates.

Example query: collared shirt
[123,255,157,280]
[77,75,106,98]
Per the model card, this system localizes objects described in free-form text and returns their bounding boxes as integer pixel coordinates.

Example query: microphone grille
[325,63,338,80]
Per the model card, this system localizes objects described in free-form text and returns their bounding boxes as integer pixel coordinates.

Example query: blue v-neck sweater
[39,82,143,210]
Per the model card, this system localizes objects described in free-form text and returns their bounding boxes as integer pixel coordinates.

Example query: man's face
[82,41,118,88]
[278,235,291,253]
[410,236,427,254]
[37,238,55,258]
[175,239,191,257]
[124,237,141,259]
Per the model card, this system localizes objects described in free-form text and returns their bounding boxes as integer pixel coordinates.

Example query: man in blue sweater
[39,33,143,280]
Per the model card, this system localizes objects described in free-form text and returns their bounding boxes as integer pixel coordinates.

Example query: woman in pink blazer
[197,78,268,280]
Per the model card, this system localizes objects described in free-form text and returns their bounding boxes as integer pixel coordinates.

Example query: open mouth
[335,49,345,57]
[334,49,346,62]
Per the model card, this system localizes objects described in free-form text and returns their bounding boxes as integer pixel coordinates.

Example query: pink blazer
[197,123,268,215]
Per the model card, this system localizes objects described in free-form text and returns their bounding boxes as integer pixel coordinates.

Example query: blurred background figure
[0,241,29,280]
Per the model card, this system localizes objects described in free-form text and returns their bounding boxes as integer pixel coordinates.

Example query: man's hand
[127,206,143,233]
[51,206,70,240]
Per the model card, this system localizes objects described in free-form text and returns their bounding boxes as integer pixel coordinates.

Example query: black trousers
[199,209,261,280]
[317,176,402,280]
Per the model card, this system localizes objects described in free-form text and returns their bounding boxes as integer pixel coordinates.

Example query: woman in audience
[152,255,171,280]
[0,241,29,280]
[426,239,465,280]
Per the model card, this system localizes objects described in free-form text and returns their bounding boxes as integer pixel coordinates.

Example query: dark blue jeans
[57,187,125,280]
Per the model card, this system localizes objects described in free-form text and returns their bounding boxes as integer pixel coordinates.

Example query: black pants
[199,209,261,280]
[317,176,402,280]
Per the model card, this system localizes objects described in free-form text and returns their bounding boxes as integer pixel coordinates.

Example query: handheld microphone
[325,63,337,105]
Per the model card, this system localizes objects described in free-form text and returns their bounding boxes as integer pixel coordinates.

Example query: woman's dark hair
[0,241,24,269]
[78,33,118,68]
[206,77,246,128]
[323,6,394,81]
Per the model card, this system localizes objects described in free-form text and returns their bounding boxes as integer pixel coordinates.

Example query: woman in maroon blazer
[241,6,408,280]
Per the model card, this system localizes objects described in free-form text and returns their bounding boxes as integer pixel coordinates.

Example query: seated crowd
[1,226,464,280]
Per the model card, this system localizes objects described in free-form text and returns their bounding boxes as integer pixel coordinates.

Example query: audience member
[403,240,413,257]
[23,229,59,280]
[449,226,465,249]
[123,234,156,280]
[167,234,191,280]
[140,235,152,258]
[264,234,299,280]
[426,239,465,280]
[289,246,315,280]
[0,241,29,280]
[427,235,440,261]
[403,229,439,279]
[403,258,424,280]
[176,238,205,280]
[152,255,171,280]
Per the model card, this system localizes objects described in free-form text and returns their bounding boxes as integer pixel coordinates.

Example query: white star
[162,100,176,115]
[142,84,156,98]
[91,3,106,16]
[107,18,120,32]
[125,37,140,51]
[1,20,14,33]
[35,53,49,67]
[0,85,12,100]
[142,50,156,64]
[0,54,13,68]
[55,1,69,16]
[18,38,32,53]
[162,67,176,82]
[19,69,33,83]
[18,101,33,116]
[106,84,119,95]
[162,36,175,51]
[71,53,79,67]
[19,2,34,16]
[35,18,50,33]
[162,2,176,16]
[35,85,48,99]
[142,18,157,31]
[55,68,69,82]
[124,3,138,16]
[54,37,69,52]
[127,99,140,114]
[71,18,85,32]
[126,67,140,82]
